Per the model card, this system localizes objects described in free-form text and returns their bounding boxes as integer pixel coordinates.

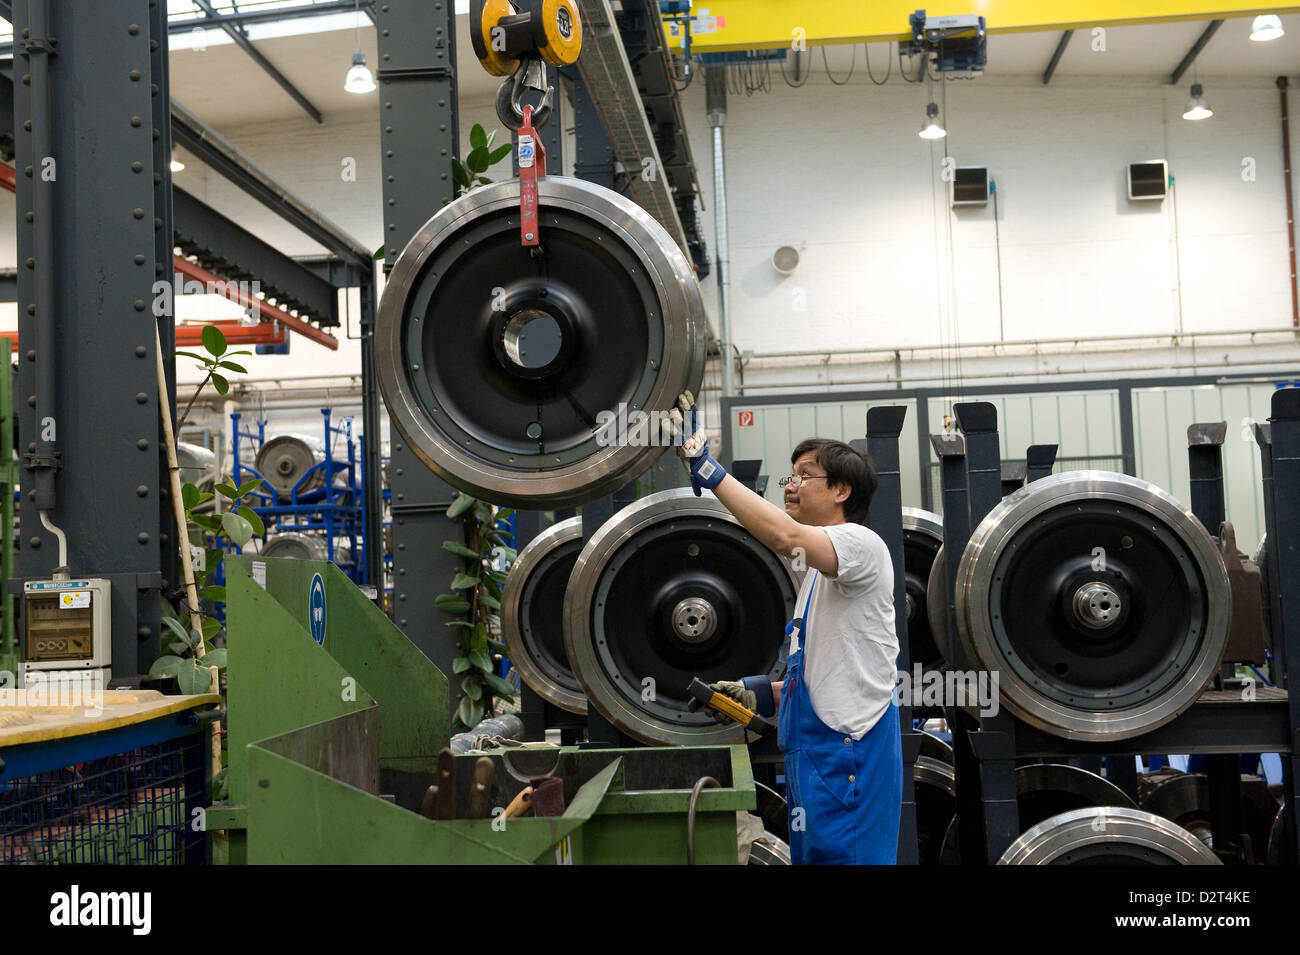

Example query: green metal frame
[217,554,754,864]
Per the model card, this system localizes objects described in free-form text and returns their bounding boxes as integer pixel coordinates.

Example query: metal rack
[931,397,1298,865]
[229,409,367,585]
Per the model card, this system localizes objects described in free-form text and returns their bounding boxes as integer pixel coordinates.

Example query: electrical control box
[22,578,112,673]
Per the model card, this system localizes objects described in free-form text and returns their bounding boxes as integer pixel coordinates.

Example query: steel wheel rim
[375,177,706,509]
[563,488,797,746]
[998,807,1222,865]
[956,471,1231,741]
[501,516,587,713]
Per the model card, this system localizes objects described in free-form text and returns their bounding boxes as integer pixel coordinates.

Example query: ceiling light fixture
[344,0,376,94]
[1250,15,1285,42]
[919,101,946,139]
[1182,83,1213,121]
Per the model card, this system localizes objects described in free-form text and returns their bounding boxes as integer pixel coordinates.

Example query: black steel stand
[934,400,1299,865]
[863,406,918,864]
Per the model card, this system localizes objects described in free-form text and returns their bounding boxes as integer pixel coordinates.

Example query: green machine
[211,556,755,864]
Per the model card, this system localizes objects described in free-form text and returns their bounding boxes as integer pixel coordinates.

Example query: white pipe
[38,510,68,580]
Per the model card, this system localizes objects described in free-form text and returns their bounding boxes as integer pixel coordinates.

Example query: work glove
[687,680,757,725]
[670,390,726,497]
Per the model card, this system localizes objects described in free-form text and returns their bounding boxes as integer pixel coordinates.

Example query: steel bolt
[137,438,149,450]
[135,392,147,404]
[138,533,149,544]
[136,485,149,497]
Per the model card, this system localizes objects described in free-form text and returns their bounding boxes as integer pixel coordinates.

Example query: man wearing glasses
[672,391,903,865]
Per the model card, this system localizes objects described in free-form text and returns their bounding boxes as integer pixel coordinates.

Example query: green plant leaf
[488,640,508,655]
[221,512,255,548]
[495,507,515,520]
[484,672,516,699]
[473,501,493,524]
[485,128,497,148]
[194,492,214,506]
[452,157,471,192]
[452,656,473,674]
[199,585,226,603]
[148,655,185,679]
[480,593,501,611]
[168,640,190,655]
[470,123,487,149]
[469,648,492,672]
[201,324,227,358]
[455,695,485,729]
[211,372,230,396]
[176,657,214,694]
[434,595,471,614]
[373,244,385,260]
[216,482,238,499]
[486,528,515,544]
[488,143,512,166]
[181,483,200,509]
[203,648,228,670]
[444,620,475,629]
[190,514,222,534]
[162,615,190,646]
[202,616,222,640]
[175,350,210,363]
[450,572,481,590]
[442,540,482,560]
[236,478,265,498]
[218,360,247,374]
[483,578,502,601]
[446,492,476,520]
[461,675,483,701]
[467,146,490,174]
[470,622,489,653]
[236,506,265,537]
[205,549,224,573]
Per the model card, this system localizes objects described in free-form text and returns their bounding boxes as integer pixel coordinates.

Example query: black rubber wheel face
[591,519,789,725]
[519,540,584,697]
[988,500,1206,712]
[904,528,943,668]
[913,757,956,866]
[407,207,660,466]
[377,178,706,509]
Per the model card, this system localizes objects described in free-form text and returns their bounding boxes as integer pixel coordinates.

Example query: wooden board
[0,690,221,746]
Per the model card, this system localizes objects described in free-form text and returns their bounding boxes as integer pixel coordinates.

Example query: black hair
[790,438,878,525]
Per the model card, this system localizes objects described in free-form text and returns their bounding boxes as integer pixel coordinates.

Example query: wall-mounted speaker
[1128,160,1168,201]
[951,166,989,206]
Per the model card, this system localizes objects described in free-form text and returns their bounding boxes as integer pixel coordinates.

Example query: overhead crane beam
[661,2,1300,52]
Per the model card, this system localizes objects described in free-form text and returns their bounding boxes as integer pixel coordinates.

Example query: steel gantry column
[13,0,170,682]
[375,0,467,683]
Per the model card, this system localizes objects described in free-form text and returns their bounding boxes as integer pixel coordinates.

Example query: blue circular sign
[309,573,327,646]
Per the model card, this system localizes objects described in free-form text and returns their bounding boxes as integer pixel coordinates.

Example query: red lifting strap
[517,104,547,247]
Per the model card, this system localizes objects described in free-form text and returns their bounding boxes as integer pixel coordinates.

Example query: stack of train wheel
[376,170,799,859]
[917,471,1247,864]
[375,160,1273,864]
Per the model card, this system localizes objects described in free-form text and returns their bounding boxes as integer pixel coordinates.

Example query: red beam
[172,257,338,350]
[175,322,286,347]
[1,162,339,350]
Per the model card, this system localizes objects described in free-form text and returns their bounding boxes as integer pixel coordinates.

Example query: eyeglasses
[779,474,828,489]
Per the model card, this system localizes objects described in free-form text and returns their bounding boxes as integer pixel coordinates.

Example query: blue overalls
[778,571,903,864]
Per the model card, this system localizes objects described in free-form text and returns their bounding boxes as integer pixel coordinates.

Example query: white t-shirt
[787,523,898,740]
